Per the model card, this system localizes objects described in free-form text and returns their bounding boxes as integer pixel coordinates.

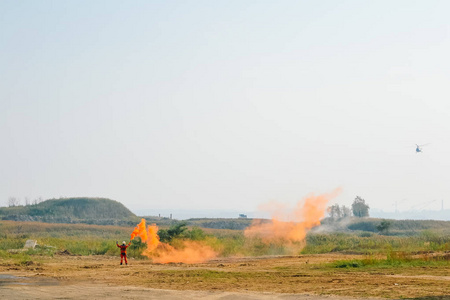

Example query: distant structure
[7,239,38,254]
[239,214,247,218]
[24,240,37,250]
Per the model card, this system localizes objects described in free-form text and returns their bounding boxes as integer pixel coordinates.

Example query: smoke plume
[244,188,341,244]
[129,189,339,262]
[130,219,217,264]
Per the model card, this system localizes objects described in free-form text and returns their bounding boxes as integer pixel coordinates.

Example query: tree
[8,197,20,207]
[376,219,391,234]
[327,204,353,220]
[33,197,43,205]
[327,204,342,220]
[351,196,369,217]
[341,205,352,218]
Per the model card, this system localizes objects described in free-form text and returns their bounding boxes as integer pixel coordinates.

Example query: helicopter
[415,144,429,153]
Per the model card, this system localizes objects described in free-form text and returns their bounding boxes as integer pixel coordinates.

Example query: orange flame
[130,218,216,264]
[245,188,341,243]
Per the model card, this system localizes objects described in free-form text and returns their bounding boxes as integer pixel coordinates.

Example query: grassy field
[0,219,448,263]
[0,220,448,298]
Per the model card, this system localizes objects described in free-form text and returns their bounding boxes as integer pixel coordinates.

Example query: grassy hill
[0,198,139,225]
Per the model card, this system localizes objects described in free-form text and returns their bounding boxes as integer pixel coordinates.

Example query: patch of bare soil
[0,254,448,299]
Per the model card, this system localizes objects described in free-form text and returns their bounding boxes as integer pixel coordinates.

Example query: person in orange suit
[116,240,131,265]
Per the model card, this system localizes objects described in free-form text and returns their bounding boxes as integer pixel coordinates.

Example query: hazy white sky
[1,1,449,215]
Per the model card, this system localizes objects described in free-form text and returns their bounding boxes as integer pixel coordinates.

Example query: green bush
[158,222,188,243]
[186,227,206,240]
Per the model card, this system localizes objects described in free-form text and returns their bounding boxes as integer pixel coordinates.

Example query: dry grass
[1,253,448,299]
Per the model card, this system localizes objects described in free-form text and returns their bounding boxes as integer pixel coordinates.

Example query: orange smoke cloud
[130,218,216,264]
[245,188,341,243]
[144,223,160,253]
[149,241,217,264]
[130,218,148,242]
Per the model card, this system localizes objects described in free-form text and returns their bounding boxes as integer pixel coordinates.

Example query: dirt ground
[0,253,448,299]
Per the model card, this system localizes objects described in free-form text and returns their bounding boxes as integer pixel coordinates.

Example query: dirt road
[0,254,448,299]
[0,282,382,300]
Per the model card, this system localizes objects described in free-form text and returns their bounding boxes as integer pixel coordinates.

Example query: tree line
[328,196,370,220]
[6,196,44,207]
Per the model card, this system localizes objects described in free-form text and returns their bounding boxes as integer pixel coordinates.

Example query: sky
[1,1,450,217]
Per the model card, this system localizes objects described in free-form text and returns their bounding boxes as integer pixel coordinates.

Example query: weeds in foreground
[0,249,45,266]
[302,232,449,254]
[330,251,449,269]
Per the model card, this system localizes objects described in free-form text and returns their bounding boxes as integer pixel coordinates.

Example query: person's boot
[120,262,122,265]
